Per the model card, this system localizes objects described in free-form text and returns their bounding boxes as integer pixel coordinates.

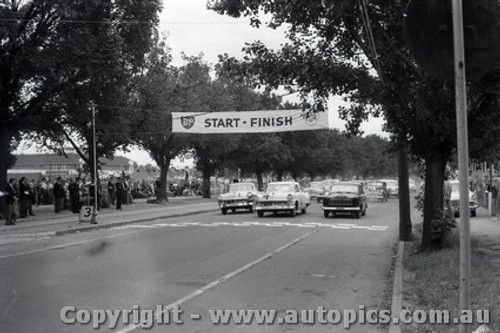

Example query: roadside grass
[402,225,500,333]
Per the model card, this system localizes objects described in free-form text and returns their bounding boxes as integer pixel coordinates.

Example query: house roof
[13,154,134,167]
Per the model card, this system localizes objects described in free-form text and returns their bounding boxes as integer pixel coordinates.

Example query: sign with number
[79,206,94,223]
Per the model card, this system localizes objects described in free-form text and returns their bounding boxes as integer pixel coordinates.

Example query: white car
[255,182,310,217]
[218,183,258,214]
[446,180,479,217]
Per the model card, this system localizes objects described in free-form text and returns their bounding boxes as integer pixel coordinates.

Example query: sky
[16,0,386,166]
[117,0,386,166]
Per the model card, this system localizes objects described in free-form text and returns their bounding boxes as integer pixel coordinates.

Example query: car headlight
[247,192,253,198]
[471,193,477,201]
[287,194,293,203]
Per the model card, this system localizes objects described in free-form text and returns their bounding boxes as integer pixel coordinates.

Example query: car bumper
[255,203,295,211]
[219,201,254,209]
[323,206,361,211]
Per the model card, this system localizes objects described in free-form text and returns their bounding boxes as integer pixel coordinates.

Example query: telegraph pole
[91,104,98,224]
[451,0,470,331]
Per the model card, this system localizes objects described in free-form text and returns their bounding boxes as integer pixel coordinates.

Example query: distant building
[9,154,136,180]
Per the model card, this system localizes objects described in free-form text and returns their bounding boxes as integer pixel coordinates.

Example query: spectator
[107,177,116,205]
[53,177,66,213]
[3,178,17,225]
[28,180,36,213]
[115,177,125,210]
[18,177,30,218]
[68,178,81,214]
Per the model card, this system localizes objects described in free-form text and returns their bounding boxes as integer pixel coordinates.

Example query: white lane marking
[111,222,390,231]
[116,229,318,333]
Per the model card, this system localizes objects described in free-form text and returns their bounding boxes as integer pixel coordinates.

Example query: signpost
[79,206,94,223]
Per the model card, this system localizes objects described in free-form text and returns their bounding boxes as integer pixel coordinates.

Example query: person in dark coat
[53,177,66,213]
[107,177,116,205]
[68,177,81,214]
[18,177,30,218]
[3,178,17,225]
[115,177,125,210]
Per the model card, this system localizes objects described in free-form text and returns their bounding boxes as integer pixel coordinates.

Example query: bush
[430,208,457,247]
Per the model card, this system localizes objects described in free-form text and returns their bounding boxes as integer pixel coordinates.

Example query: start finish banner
[172,110,328,134]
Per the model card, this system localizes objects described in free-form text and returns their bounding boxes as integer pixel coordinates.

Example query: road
[0,198,400,333]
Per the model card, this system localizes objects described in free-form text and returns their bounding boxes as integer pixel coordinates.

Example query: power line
[0,17,249,25]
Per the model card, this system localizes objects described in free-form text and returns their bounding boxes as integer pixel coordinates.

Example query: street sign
[79,206,94,223]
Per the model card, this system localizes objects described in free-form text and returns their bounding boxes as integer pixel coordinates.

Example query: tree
[0,0,161,189]
[132,40,187,202]
[208,0,500,250]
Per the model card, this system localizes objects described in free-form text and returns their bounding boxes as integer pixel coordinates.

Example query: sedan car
[303,181,323,200]
[316,179,340,203]
[255,182,310,217]
[323,182,367,218]
[445,180,479,217]
[218,182,258,214]
[383,179,399,198]
[365,181,388,202]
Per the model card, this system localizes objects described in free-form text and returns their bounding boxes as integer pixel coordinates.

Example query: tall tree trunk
[256,170,264,191]
[0,126,11,191]
[202,170,211,198]
[156,158,170,203]
[398,138,412,241]
[421,152,448,251]
[0,126,12,217]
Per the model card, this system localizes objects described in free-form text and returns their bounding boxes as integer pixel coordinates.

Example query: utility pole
[451,0,470,332]
[91,104,98,224]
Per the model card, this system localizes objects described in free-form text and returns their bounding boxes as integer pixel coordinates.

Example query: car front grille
[325,198,357,207]
[259,201,288,206]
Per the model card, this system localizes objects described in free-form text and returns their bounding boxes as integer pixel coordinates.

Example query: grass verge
[402,226,500,333]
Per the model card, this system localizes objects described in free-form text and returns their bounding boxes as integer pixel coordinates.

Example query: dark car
[323,182,367,219]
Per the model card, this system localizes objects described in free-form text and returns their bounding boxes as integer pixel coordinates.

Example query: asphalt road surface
[0,198,401,333]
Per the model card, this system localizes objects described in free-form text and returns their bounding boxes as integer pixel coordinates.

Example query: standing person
[123,177,130,205]
[107,177,116,205]
[28,180,36,215]
[68,178,81,214]
[18,177,30,218]
[53,177,66,213]
[3,178,17,225]
[115,177,125,211]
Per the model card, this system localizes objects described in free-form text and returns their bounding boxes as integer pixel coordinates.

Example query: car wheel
[354,211,361,219]
[324,210,329,218]
[471,210,476,217]
[257,211,264,218]
[301,207,307,214]
[221,208,227,215]
[290,208,296,217]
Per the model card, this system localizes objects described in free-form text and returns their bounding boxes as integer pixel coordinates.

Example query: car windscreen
[229,184,254,192]
[266,184,295,192]
[329,184,359,194]
[366,182,384,191]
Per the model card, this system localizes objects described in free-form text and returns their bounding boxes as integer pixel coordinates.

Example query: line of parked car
[217,178,408,219]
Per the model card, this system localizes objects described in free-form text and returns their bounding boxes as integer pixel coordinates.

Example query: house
[9,154,136,180]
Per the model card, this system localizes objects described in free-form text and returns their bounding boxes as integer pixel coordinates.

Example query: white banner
[172,110,328,134]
